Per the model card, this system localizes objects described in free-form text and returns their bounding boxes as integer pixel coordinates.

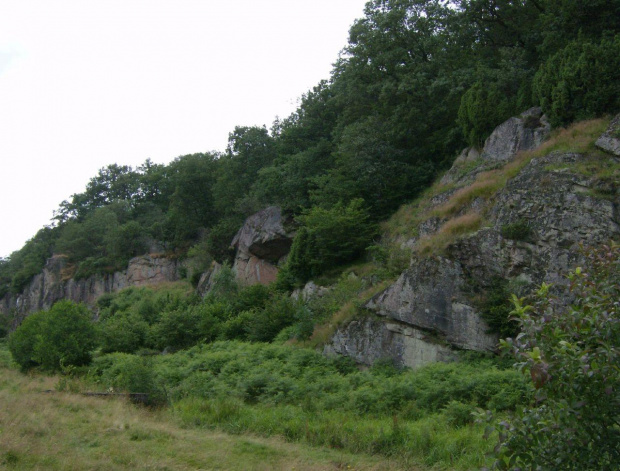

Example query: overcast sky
[0,0,368,258]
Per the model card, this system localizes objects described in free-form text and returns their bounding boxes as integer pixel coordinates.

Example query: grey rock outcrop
[481,107,550,162]
[1,254,181,321]
[324,317,456,369]
[440,108,550,186]
[231,206,294,286]
[365,257,498,352]
[595,113,620,156]
[196,262,223,297]
[326,110,619,369]
[291,281,330,302]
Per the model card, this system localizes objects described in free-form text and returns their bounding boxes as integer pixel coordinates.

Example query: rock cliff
[1,254,181,322]
[326,112,620,369]
[231,206,294,286]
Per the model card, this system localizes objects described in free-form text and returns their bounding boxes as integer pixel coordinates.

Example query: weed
[416,213,483,255]
[501,220,532,241]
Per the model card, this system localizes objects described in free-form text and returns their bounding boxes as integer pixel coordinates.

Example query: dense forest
[2,0,620,296]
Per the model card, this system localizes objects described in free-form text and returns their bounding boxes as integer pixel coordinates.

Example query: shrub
[95,353,167,406]
[99,311,149,354]
[149,305,206,351]
[534,36,620,127]
[7,311,46,370]
[0,312,11,339]
[478,277,520,338]
[442,400,476,427]
[458,81,518,148]
[246,294,299,342]
[286,199,376,283]
[491,244,620,470]
[8,301,97,371]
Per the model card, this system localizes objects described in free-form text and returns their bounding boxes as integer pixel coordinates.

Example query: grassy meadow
[0,340,522,470]
[0,342,410,471]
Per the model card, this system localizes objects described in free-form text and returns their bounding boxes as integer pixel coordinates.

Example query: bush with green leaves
[92,353,167,406]
[477,277,519,339]
[490,244,620,470]
[8,300,97,371]
[534,36,620,127]
[0,312,11,339]
[459,79,526,148]
[89,342,526,466]
[286,199,376,283]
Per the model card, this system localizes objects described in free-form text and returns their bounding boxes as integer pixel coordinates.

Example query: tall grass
[87,341,528,470]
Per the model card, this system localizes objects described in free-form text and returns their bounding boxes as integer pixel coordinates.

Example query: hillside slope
[323,112,619,368]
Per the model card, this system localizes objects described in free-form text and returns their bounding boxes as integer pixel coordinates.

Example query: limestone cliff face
[326,112,620,369]
[1,254,180,321]
[231,206,294,286]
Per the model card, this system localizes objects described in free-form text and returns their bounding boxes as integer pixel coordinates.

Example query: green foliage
[97,284,200,353]
[93,353,167,406]
[312,118,436,218]
[477,277,519,339]
[500,220,532,242]
[90,341,526,466]
[458,79,523,148]
[8,301,97,371]
[491,244,620,470]
[245,294,299,342]
[99,311,149,354]
[205,264,238,300]
[534,36,620,127]
[95,341,526,418]
[0,312,11,339]
[149,304,210,351]
[0,227,58,296]
[7,311,46,370]
[442,400,476,428]
[286,199,376,283]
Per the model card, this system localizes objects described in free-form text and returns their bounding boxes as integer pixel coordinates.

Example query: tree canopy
[1,0,619,295]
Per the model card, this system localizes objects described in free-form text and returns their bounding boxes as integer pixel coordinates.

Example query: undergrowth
[86,341,528,470]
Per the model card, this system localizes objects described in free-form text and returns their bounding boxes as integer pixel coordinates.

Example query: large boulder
[440,108,550,186]
[481,107,550,162]
[231,206,294,285]
[595,113,620,156]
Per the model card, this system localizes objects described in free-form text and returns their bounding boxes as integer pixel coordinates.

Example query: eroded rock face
[231,206,294,285]
[595,113,620,156]
[324,317,456,369]
[365,257,498,353]
[1,255,181,321]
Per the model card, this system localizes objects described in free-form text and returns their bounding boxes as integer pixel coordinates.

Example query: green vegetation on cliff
[2,0,620,295]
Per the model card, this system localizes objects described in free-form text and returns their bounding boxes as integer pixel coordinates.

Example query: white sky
[0,0,368,258]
